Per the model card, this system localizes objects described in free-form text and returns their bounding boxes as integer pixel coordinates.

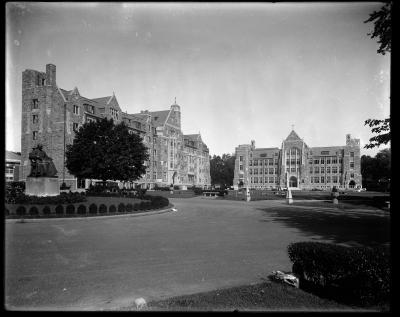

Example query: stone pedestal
[286,189,293,204]
[26,177,60,196]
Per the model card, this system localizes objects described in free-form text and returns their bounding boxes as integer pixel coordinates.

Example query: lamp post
[245,166,251,202]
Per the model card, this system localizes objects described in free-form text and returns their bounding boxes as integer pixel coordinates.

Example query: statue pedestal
[26,177,60,196]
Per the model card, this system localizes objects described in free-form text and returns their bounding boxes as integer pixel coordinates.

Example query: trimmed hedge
[126,203,133,212]
[77,205,87,214]
[16,206,26,216]
[5,181,26,204]
[7,192,87,205]
[66,204,75,215]
[287,242,391,305]
[29,206,39,215]
[109,205,116,213]
[43,206,51,215]
[118,203,125,213]
[55,205,64,214]
[99,204,107,213]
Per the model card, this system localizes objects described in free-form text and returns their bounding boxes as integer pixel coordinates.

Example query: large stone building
[233,130,362,190]
[20,64,211,190]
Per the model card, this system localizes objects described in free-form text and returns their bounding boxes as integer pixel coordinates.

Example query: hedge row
[6,192,87,205]
[11,196,169,217]
[287,242,391,305]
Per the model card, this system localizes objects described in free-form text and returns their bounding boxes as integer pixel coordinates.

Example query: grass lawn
[138,281,387,312]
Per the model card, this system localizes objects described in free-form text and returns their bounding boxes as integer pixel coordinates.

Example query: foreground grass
[130,281,385,312]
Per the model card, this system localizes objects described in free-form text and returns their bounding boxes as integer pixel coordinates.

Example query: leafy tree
[364,3,391,149]
[66,118,149,183]
[361,148,390,191]
[210,154,236,188]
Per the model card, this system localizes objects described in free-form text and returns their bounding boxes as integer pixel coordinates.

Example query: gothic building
[20,64,211,190]
[233,130,362,190]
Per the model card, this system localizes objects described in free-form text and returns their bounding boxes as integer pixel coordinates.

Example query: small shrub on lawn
[42,206,51,215]
[55,205,64,215]
[16,206,26,216]
[109,205,116,213]
[118,203,125,213]
[77,205,87,214]
[126,203,133,212]
[29,206,39,215]
[99,204,107,213]
[66,204,75,215]
[287,242,391,305]
[89,203,98,214]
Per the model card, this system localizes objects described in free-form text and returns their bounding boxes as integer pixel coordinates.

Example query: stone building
[233,130,362,190]
[20,64,211,190]
[5,151,21,182]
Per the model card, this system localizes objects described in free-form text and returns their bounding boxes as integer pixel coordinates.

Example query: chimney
[46,64,56,86]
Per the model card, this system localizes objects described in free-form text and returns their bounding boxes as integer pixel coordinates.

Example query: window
[239,165,243,171]
[321,176,325,183]
[327,176,331,183]
[291,159,296,165]
[286,159,290,165]
[86,104,95,114]
[73,105,79,115]
[309,167,313,174]
[321,151,330,155]
[260,153,266,158]
[350,162,354,168]
[249,169,253,175]
[33,131,38,140]
[32,99,39,110]
[320,158,324,164]
[314,167,319,173]
[239,156,243,162]
[254,160,258,166]
[321,167,325,173]
[73,123,79,132]
[314,177,320,183]
[332,158,337,164]
[268,168,273,174]
[296,159,300,164]
[333,176,338,183]
[339,158,343,164]
[291,167,296,172]
[269,160,273,166]
[350,152,354,157]
[332,166,338,173]
[314,159,319,164]
[309,159,313,165]
[327,167,331,173]
[327,158,331,164]
[32,115,39,124]
[350,173,355,178]
[249,160,253,166]
[286,167,290,172]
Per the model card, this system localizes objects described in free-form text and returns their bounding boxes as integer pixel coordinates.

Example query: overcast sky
[6,2,390,157]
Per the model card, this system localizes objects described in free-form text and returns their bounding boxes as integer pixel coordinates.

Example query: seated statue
[28,144,58,177]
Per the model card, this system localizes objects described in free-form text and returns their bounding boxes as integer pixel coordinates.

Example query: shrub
[66,204,75,215]
[55,205,64,214]
[77,205,87,214]
[126,203,133,212]
[42,206,51,215]
[5,181,26,204]
[89,203,98,214]
[29,206,39,215]
[191,187,203,195]
[99,204,107,213]
[118,203,125,213]
[8,192,87,205]
[133,203,139,211]
[16,206,26,216]
[287,242,391,305]
[109,205,116,213]
[6,208,10,216]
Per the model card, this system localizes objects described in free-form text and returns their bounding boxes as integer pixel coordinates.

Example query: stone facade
[21,64,211,190]
[233,130,362,190]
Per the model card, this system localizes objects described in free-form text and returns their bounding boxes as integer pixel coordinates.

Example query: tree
[210,154,236,188]
[361,148,390,191]
[364,3,391,149]
[66,118,149,183]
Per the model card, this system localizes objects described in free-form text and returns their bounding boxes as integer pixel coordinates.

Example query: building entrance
[289,176,298,188]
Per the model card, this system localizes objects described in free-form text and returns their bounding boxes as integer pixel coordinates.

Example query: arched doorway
[172,171,177,184]
[349,180,356,188]
[289,176,298,188]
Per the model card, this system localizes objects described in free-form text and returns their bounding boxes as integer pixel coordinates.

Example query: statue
[28,144,58,177]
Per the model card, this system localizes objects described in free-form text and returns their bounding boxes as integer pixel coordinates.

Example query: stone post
[286,188,293,204]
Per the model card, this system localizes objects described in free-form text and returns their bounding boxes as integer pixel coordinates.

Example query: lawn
[139,281,387,312]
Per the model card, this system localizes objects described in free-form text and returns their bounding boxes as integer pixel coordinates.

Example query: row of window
[250,160,278,166]
[251,176,277,184]
[249,168,276,175]
[310,166,343,174]
[311,176,340,184]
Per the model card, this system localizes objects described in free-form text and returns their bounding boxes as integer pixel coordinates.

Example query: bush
[126,203,133,212]
[118,203,125,213]
[99,204,107,213]
[191,187,203,195]
[89,203,98,214]
[287,242,390,305]
[29,206,39,215]
[133,203,140,211]
[66,204,75,215]
[8,192,87,205]
[77,205,87,214]
[55,205,64,214]
[109,205,116,213]
[16,206,26,216]
[5,181,26,204]
[6,208,10,216]
[42,206,51,215]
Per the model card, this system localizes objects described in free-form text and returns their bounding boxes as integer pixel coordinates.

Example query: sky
[6,2,390,157]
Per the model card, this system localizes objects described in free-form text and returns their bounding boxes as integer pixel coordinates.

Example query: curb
[5,205,175,223]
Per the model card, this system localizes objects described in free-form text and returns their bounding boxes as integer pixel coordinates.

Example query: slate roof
[150,110,170,127]
[91,96,112,105]
[285,130,302,141]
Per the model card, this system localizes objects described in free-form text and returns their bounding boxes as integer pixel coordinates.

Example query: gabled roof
[6,151,21,161]
[285,130,302,141]
[91,96,113,105]
[184,134,201,141]
[150,110,170,127]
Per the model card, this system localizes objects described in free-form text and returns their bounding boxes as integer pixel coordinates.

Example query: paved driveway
[5,197,389,310]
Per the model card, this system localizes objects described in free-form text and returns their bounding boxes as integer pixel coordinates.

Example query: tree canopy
[210,154,235,187]
[361,148,390,191]
[364,3,391,149]
[66,118,149,182]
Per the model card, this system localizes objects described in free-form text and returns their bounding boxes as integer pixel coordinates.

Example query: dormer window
[73,105,80,115]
